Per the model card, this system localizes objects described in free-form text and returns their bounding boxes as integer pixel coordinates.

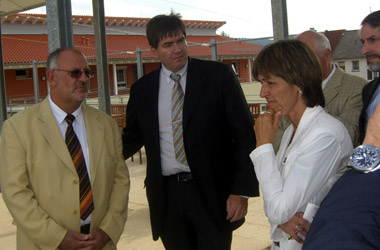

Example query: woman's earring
[298,90,303,94]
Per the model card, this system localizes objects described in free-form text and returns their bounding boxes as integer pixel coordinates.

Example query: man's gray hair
[296,30,331,57]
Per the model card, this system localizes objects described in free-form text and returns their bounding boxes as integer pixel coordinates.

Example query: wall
[5,68,48,101]
[333,58,368,80]
[4,60,253,100]
[220,58,252,83]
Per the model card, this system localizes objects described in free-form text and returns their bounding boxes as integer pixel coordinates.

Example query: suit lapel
[39,99,77,174]
[183,58,206,128]
[82,104,104,183]
[323,67,342,106]
[144,70,160,126]
[364,77,380,107]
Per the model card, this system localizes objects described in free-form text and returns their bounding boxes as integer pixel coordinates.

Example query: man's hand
[87,228,111,250]
[278,212,310,244]
[226,194,248,222]
[58,230,96,250]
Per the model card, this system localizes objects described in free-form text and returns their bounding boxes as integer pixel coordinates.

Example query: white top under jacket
[250,106,353,250]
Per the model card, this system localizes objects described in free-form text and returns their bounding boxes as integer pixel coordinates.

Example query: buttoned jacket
[0,99,130,250]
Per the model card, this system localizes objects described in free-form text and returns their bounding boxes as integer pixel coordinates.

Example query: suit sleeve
[122,82,144,159]
[222,65,259,197]
[326,76,367,147]
[359,79,379,143]
[0,119,67,249]
[97,119,130,245]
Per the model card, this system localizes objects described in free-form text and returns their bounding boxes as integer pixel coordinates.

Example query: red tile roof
[1,13,226,31]
[3,34,262,64]
[324,29,346,52]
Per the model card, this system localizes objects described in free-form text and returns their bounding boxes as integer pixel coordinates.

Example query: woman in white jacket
[249,40,353,250]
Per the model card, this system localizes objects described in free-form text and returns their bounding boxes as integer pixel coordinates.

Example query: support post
[92,0,111,115]
[136,47,144,79]
[210,39,218,61]
[32,60,40,103]
[271,0,289,41]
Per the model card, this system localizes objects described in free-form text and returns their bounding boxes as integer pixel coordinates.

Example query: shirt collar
[48,95,83,125]
[161,61,188,80]
[322,64,336,89]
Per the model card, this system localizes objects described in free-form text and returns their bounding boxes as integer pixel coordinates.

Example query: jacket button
[73,210,77,215]
[73,180,78,184]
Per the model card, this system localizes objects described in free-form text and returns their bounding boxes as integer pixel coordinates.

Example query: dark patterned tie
[170,73,188,165]
[65,114,94,220]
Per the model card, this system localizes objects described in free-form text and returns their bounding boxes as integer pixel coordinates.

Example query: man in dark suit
[122,13,259,250]
[359,10,380,143]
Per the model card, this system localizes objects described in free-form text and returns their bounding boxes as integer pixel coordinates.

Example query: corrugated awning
[0,0,45,17]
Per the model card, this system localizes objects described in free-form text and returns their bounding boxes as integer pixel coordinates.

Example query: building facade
[1,13,262,104]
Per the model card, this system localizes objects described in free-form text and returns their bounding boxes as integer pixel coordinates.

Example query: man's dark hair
[146,12,186,49]
[361,10,380,28]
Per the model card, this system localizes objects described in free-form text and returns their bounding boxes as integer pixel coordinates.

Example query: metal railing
[6,93,266,116]
[6,93,130,115]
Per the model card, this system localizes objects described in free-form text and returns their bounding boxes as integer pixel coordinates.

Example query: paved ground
[0,150,272,249]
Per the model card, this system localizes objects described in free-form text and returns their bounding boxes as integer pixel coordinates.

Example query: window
[337,61,345,71]
[15,69,31,80]
[116,68,127,89]
[352,60,359,72]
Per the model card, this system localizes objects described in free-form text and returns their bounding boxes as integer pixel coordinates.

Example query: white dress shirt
[366,83,380,121]
[322,64,336,89]
[250,106,353,250]
[48,95,92,225]
[158,63,191,175]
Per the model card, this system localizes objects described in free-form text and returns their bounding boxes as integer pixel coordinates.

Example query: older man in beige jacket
[0,48,130,250]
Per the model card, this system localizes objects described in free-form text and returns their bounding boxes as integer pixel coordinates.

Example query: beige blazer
[0,99,130,250]
[273,66,367,152]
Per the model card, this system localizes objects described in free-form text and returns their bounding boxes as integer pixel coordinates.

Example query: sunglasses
[53,68,95,79]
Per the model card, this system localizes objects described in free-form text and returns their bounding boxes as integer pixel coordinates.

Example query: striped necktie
[65,114,94,220]
[170,73,188,166]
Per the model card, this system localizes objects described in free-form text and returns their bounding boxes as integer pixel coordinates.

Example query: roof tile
[3,34,262,64]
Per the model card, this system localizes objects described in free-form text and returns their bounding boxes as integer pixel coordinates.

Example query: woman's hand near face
[254,108,281,147]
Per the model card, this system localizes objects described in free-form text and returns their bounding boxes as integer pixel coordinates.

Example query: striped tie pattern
[65,114,94,220]
[170,73,188,166]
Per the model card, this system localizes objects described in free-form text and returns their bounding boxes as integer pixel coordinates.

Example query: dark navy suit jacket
[303,168,380,249]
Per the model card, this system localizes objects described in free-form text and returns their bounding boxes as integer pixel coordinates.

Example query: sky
[24,0,380,38]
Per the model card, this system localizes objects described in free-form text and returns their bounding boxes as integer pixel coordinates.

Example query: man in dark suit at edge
[303,10,380,249]
[359,10,380,143]
[122,12,259,250]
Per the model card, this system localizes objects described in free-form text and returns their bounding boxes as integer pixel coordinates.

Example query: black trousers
[160,179,232,250]
[81,223,90,234]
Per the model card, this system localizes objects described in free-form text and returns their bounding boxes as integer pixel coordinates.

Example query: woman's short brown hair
[252,39,325,107]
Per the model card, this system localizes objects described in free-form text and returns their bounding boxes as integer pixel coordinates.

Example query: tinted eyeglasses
[53,69,95,79]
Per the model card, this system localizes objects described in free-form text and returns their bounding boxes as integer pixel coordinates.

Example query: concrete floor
[0,151,272,249]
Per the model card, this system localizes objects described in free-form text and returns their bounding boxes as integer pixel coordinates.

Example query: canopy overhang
[0,0,45,17]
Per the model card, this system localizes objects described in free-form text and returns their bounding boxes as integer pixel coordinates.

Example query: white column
[112,63,118,96]
[248,58,252,83]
